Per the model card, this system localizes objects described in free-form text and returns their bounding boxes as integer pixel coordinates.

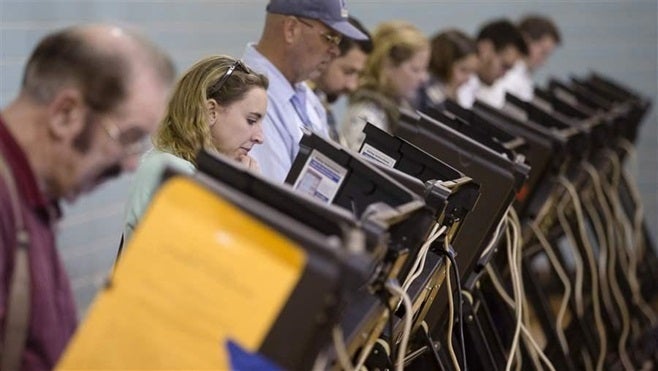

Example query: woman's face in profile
[210,87,267,160]
[386,47,430,102]
[449,53,478,91]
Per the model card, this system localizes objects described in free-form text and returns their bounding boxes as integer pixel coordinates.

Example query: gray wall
[1,0,656,316]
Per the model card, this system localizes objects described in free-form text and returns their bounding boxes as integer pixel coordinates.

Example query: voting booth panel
[58,176,307,369]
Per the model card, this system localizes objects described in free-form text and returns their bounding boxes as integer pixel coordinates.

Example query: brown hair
[21,25,174,114]
[519,15,562,44]
[428,29,476,82]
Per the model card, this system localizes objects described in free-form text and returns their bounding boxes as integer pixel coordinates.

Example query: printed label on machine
[292,150,347,203]
[360,143,397,168]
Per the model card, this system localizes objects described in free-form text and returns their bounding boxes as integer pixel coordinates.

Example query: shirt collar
[0,114,61,221]
[243,43,298,102]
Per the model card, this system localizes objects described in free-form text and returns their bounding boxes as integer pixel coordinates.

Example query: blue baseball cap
[266,0,368,41]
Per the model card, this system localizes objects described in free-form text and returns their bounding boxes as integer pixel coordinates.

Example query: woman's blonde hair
[361,21,429,98]
[154,55,268,164]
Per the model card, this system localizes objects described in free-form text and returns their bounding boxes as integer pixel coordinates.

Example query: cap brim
[324,19,368,41]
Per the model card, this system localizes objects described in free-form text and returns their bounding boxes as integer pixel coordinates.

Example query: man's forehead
[537,35,558,45]
[342,47,367,61]
[499,45,521,59]
[306,18,340,35]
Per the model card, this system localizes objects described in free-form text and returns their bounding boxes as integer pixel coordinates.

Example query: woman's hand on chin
[237,154,260,173]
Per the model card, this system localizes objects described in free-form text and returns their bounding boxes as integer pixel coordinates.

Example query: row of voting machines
[58,73,658,371]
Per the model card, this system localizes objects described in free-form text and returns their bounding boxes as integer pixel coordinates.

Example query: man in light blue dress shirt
[244,0,368,182]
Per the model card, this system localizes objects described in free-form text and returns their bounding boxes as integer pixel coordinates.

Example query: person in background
[457,19,527,108]
[417,29,478,112]
[243,0,368,182]
[307,16,373,145]
[478,14,562,107]
[122,55,268,247]
[340,20,430,150]
[0,24,174,370]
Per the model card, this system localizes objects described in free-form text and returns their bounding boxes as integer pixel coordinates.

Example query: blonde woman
[122,55,268,245]
[340,21,430,150]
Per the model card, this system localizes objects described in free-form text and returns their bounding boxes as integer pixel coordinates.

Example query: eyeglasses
[208,59,250,99]
[295,17,342,46]
[99,118,151,157]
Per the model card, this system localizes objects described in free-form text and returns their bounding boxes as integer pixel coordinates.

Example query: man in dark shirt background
[308,16,373,145]
[0,24,174,370]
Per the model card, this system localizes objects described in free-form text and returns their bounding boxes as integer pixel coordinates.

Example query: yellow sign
[58,176,306,369]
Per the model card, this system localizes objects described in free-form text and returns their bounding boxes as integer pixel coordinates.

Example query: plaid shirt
[0,115,77,371]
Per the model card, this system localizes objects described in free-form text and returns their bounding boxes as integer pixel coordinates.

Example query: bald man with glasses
[0,24,174,370]
[243,0,368,183]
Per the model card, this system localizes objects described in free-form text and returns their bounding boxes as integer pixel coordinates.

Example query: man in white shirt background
[457,19,527,108]
[477,15,562,108]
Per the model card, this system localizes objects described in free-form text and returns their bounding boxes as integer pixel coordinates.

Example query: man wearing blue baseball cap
[266,0,368,42]
[243,0,368,183]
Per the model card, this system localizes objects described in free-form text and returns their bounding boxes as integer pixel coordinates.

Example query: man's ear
[47,88,87,141]
[282,16,300,44]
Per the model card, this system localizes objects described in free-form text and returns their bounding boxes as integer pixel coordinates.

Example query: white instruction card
[359,143,397,168]
[292,150,347,203]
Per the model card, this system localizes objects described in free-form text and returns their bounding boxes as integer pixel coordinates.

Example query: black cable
[439,245,468,371]
[375,280,396,368]
[423,324,446,371]
[387,299,397,366]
